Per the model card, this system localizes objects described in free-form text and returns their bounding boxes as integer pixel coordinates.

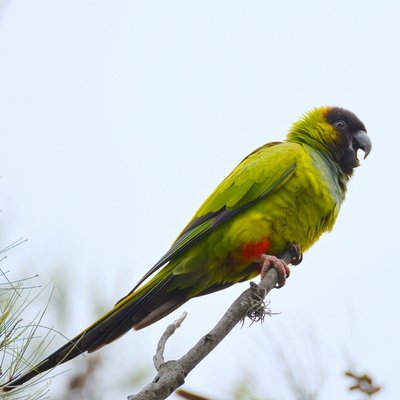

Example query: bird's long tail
[1,272,190,392]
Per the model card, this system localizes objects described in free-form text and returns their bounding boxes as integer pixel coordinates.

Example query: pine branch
[128,249,294,400]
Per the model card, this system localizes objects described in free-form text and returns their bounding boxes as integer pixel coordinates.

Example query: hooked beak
[353,130,372,160]
[340,130,372,170]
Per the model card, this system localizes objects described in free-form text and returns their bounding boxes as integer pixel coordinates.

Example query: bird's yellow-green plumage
[2,106,372,391]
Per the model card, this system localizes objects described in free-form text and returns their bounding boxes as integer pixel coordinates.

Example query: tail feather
[1,273,190,392]
[1,268,243,391]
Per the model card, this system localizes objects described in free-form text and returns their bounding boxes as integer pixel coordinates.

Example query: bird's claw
[255,254,291,288]
[287,242,303,265]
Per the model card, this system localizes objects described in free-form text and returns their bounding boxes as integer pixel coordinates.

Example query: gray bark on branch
[128,249,294,400]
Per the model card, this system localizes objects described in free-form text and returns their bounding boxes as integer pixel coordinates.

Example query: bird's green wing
[129,141,300,293]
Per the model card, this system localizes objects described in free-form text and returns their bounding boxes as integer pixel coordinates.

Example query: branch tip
[153,312,188,371]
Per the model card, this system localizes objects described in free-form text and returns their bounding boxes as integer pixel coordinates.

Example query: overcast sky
[0,1,398,399]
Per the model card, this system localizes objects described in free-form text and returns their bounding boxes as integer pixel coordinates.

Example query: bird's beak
[340,130,372,170]
[352,130,372,160]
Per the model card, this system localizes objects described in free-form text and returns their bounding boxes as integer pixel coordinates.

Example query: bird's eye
[334,120,347,130]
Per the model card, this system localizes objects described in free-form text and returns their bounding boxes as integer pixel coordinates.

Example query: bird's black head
[323,107,372,174]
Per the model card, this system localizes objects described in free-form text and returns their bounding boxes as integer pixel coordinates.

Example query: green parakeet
[2,106,371,391]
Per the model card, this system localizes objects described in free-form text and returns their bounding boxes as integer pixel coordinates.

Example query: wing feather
[125,141,300,295]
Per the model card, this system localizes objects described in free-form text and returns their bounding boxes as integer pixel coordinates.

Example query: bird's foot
[287,242,303,265]
[254,254,290,288]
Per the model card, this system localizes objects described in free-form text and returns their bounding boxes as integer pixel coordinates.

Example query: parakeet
[2,106,371,391]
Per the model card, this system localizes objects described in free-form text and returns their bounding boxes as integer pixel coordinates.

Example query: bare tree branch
[153,312,188,371]
[128,249,294,400]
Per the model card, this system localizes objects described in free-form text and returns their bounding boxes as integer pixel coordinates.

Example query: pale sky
[0,1,398,399]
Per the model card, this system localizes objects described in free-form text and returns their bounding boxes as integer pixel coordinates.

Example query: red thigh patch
[241,239,271,260]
